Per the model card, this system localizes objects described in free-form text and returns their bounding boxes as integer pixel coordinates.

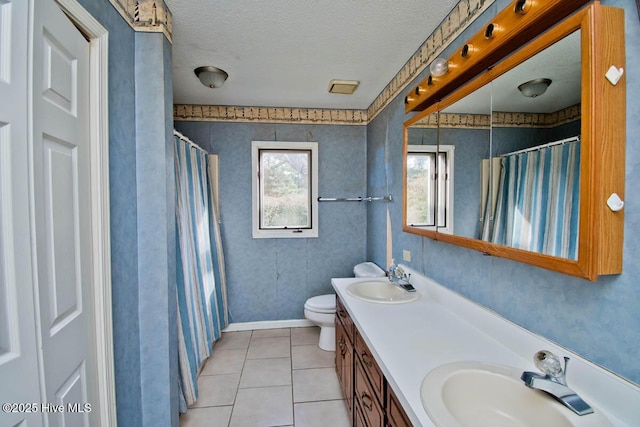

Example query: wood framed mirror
[403,1,626,281]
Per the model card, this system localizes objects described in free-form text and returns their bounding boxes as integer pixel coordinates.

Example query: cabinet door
[355,358,384,427]
[342,335,354,413]
[336,296,354,343]
[335,318,345,383]
[387,386,413,427]
[335,319,353,414]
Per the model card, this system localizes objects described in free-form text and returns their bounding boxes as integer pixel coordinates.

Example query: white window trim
[251,141,318,238]
[407,144,455,234]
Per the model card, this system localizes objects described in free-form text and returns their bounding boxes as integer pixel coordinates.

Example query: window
[252,141,318,238]
[406,145,454,233]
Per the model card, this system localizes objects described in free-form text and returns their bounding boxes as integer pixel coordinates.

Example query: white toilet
[304,262,385,351]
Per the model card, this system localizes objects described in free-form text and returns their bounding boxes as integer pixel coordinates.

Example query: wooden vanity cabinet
[335,295,413,427]
[335,311,354,413]
[355,355,385,426]
[387,385,412,427]
[355,329,384,402]
[336,296,354,336]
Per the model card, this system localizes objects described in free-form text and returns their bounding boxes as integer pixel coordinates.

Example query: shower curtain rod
[501,135,580,158]
[174,129,207,153]
[317,195,393,203]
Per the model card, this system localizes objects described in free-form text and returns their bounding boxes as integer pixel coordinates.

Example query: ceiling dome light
[518,78,552,98]
[194,66,228,88]
[429,58,449,77]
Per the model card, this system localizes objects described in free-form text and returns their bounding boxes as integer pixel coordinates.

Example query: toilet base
[318,326,335,352]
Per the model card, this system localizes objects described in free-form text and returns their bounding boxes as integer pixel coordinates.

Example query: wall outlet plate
[403,250,411,262]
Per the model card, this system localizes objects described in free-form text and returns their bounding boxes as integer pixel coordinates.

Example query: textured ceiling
[166,0,460,110]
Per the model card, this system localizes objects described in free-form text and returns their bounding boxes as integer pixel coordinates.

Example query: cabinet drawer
[336,296,353,344]
[355,357,384,427]
[387,385,413,427]
[355,329,384,405]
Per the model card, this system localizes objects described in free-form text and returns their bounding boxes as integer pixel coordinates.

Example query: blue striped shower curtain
[490,139,580,259]
[174,136,229,411]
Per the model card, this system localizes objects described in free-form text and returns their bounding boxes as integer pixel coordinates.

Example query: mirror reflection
[406,111,442,231]
[404,30,581,259]
[438,83,492,238]
[485,30,581,259]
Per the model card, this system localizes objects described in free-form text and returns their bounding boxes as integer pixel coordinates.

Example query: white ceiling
[166,0,460,110]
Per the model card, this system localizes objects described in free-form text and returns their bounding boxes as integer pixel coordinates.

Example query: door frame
[53,1,115,425]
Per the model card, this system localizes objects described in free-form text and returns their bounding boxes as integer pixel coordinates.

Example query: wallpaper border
[108,0,173,42]
[493,105,581,128]
[411,105,581,130]
[173,105,368,125]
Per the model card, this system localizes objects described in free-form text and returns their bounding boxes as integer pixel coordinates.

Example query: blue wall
[367,0,640,384]
[74,1,142,425]
[134,32,178,426]
[174,121,368,322]
[492,121,582,155]
[76,1,178,425]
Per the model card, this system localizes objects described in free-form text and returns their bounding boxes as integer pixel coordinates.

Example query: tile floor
[179,326,351,427]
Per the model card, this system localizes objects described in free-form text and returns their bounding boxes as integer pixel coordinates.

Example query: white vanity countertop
[331,265,640,427]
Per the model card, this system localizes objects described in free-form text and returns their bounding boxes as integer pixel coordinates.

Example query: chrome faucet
[386,266,416,292]
[521,350,593,416]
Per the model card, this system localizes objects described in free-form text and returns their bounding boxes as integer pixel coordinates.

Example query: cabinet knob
[361,393,373,411]
[361,353,373,368]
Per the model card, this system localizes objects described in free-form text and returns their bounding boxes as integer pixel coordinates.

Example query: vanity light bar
[404,0,591,113]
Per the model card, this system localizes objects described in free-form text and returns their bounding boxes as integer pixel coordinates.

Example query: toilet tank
[353,262,385,278]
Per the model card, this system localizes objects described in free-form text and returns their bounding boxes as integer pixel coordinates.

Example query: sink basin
[346,280,420,304]
[421,362,611,427]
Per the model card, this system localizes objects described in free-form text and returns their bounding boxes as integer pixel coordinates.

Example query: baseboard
[222,319,315,332]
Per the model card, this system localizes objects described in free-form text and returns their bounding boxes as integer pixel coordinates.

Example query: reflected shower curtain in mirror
[490,138,580,259]
[479,158,502,240]
[174,135,229,412]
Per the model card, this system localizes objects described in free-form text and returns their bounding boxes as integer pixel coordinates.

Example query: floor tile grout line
[237,384,295,390]
[227,329,253,427]
[289,329,296,427]
[292,367,335,372]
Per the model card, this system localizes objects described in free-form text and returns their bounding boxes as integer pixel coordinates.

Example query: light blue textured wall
[75,1,178,425]
[367,0,640,384]
[74,0,143,425]
[135,32,178,426]
[492,121,581,155]
[164,35,180,427]
[175,122,368,322]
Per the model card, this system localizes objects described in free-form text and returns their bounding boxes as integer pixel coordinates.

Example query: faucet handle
[534,350,564,377]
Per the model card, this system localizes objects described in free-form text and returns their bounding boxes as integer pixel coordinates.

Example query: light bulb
[429,58,449,77]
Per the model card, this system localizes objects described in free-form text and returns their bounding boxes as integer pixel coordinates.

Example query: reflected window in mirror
[406,145,454,233]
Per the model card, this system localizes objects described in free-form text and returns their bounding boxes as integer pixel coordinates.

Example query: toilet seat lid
[305,294,336,312]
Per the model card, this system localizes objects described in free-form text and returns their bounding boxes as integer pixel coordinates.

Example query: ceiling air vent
[328,79,359,95]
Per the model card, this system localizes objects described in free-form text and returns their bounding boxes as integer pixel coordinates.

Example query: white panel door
[32,0,99,425]
[0,0,42,424]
